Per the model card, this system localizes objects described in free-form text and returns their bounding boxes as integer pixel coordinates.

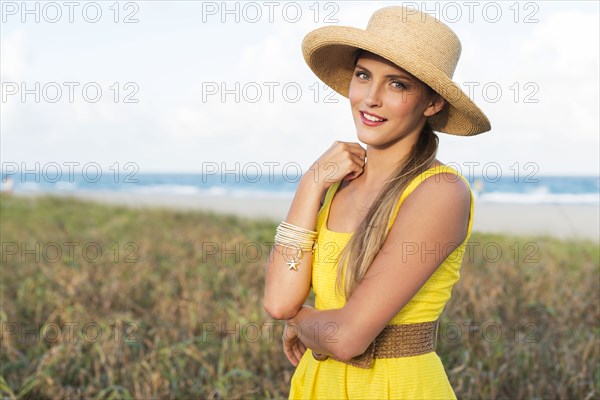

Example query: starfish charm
[287,259,299,271]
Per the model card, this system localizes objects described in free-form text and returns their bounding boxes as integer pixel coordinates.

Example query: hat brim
[302,26,491,136]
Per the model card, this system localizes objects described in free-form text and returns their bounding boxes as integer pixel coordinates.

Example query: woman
[263,6,491,399]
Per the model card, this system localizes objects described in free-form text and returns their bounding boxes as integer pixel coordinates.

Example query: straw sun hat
[301,6,491,136]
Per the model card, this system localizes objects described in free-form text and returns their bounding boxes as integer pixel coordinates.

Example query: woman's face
[348,52,443,148]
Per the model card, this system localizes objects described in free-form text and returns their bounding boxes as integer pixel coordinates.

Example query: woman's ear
[423,94,446,117]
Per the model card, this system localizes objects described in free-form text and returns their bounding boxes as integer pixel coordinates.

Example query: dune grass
[1,193,598,399]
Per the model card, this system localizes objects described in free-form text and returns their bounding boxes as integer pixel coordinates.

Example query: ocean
[1,171,598,205]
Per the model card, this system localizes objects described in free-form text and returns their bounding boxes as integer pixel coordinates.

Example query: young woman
[263,6,491,399]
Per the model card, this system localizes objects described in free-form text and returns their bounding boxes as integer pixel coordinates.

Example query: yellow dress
[289,165,473,400]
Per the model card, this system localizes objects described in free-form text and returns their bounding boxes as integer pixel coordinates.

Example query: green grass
[1,193,598,399]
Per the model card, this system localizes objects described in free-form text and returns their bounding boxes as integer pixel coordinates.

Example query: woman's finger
[351,146,367,160]
[338,141,366,158]
[284,344,298,366]
[293,343,303,363]
[298,341,307,355]
[350,153,366,168]
[344,156,365,181]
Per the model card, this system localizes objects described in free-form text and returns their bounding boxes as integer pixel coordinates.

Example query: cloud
[511,9,599,144]
[0,28,29,81]
[1,2,598,175]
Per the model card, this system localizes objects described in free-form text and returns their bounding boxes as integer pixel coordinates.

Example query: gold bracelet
[273,243,304,271]
[273,221,317,271]
[275,229,316,249]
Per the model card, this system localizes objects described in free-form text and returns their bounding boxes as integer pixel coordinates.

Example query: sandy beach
[10,190,599,242]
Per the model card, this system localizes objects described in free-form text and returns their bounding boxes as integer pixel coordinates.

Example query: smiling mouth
[360,111,387,122]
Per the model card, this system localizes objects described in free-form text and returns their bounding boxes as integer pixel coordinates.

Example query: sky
[1,1,599,177]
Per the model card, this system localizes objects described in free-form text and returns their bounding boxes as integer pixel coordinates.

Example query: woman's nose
[364,84,382,107]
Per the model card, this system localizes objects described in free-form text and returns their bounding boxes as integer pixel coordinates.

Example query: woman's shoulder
[392,162,472,222]
[407,162,471,197]
[386,161,473,241]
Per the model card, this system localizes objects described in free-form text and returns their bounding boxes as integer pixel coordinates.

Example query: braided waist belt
[312,319,439,369]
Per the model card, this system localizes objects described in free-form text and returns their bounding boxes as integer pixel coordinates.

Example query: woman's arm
[263,173,325,320]
[286,172,471,361]
[263,141,367,320]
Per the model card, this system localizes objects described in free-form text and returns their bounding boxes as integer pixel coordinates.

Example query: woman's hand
[282,321,308,367]
[305,141,367,190]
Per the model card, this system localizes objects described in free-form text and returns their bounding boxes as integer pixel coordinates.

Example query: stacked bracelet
[274,221,317,271]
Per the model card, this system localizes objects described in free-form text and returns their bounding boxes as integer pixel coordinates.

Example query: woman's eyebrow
[355,63,415,81]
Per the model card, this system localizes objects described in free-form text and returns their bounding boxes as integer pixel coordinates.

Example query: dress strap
[385,165,474,237]
[323,181,342,210]
[315,181,342,233]
[319,166,474,240]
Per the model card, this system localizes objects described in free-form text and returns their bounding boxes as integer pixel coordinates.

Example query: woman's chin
[356,131,384,146]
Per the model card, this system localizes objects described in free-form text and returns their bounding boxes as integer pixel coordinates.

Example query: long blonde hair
[334,51,440,301]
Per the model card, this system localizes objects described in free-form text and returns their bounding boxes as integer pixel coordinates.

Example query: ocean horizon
[2,171,599,205]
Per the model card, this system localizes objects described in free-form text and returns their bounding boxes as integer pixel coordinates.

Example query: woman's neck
[357,144,410,190]
[353,148,440,193]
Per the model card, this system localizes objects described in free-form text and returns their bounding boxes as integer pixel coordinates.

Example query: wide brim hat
[302,6,491,136]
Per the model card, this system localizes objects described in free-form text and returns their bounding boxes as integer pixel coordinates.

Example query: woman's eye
[392,81,406,89]
[355,71,369,80]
